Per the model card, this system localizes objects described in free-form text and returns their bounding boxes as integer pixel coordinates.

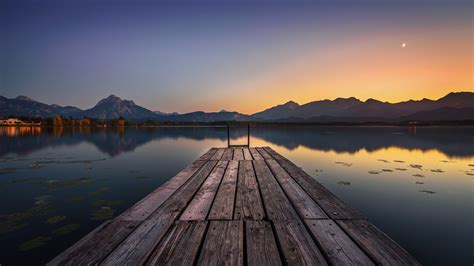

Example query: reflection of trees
[0,126,472,158]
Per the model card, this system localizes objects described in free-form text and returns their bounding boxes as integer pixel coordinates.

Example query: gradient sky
[1,0,472,114]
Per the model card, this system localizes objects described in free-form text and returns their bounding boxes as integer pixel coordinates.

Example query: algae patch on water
[52,224,80,236]
[90,187,110,196]
[0,204,51,234]
[18,236,52,251]
[47,177,93,191]
[91,207,115,220]
[46,215,66,224]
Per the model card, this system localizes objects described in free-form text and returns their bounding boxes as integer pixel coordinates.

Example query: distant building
[0,118,41,126]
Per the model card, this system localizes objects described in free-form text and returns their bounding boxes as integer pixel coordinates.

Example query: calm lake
[0,126,472,265]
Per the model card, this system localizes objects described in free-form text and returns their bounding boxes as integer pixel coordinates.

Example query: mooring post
[247,124,250,147]
[227,124,230,147]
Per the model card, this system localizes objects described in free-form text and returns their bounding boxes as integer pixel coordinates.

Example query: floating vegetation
[52,224,80,236]
[91,199,124,207]
[68,195,86,203]
[46,215,66,224]
[91,207,114,221]
[313,169,323,173]
[136,176,152,180]
[28,163,42,169]
[395,168,407,171]
[18,236,52,251]
[393,160,405,163]
[468,164,474,167]
[465,172,474,176]
[413,174,425,178]
[368,171,380,175]
[337,181,351,186]
[34,195,52,205]
[377,159,389,163]
[419,190,436,195]
[47,177,93,191]
[415,182,424,184]
[90,187,110,196]
[335,162,352,167]
[430,169,444,173]
[382,169,393,172]
[0,200,52,235]
[409,164,423,170]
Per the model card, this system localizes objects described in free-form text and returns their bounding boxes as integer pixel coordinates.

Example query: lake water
[0,126,472,265]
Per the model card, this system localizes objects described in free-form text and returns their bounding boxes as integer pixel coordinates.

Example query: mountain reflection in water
[1,126,473,158]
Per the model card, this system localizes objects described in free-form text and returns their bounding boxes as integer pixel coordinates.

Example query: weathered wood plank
[221,148,234,161]
[210,148,225,161]
[146,221,208,265]
[102,160,218,265]
[264,147,362,220]
[256,147,272,160]
[208,160,238,220]
[233,148,244,160]
[273,220,328,265]
[180,161,228,220]
[304,219,374,265]
[198,147,218,161]
[253,160,299,220]
[249,148,264,160]
[245,221,282,266]
[243,148,253,160]
[197,220,244,266]
[118,158,209,221]
[337,220,420,265]
[47,220,140,266]
[266,159,328,219]
[234,160,265,220]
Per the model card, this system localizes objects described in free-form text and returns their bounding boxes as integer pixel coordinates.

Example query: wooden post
[227,124,230,147]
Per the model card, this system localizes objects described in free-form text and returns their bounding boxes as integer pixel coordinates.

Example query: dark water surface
[0,126,472,265]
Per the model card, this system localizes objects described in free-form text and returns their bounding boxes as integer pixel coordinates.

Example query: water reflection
[1,126,473,158]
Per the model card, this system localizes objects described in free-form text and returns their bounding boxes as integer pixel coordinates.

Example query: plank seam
[204,160,230,220]
[250,160,269,221]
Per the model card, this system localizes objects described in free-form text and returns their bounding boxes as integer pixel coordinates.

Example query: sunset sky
[1,0,472,114]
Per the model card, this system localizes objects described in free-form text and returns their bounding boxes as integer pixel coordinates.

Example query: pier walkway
[49,147,419,265]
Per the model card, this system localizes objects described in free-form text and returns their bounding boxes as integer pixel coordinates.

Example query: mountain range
[0,92,473,122]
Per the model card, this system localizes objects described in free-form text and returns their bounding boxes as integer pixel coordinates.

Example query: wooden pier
[49,147,419,265]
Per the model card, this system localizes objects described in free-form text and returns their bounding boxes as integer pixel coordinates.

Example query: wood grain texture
[256,147,273,160]
[47,220,140,266]
[146,221,208,265]
[245,221,282,266]
[266,159,328,219]
[180,161,228,220]
[221,148,234,161]
[208,160,238,220]
[102,160,218,265]
[233,148,244,160]
[198,148,218,161]
[336,220,420,265]
[234,160,265,220]
[304,219,374,265]
[243,148,253,160]
[273,220,328,265]
[210,148,225,161]
[249,148,264,160]
[253,160,299,220]
[197,220,244,266]
[263,147,362,220]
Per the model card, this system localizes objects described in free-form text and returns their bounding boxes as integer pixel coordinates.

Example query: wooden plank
[198,147,218,161]
[256,147,273,160]
[245,221,282,266]
[208,160,238,220]
[233,148,244,160]
[146,221,208,265]
[273,220,328,265]
[221,148,234,161]
[210,148,225,161]
[304,219,374,265]
[337,220,420,265]
[47,220,140,266]
[234,160,265,220]
[264,147,362,220]
[180,161,228,220]
[102,160,218,265]
[197,220,244,266]
[266,159,328,219]
[249,148,264,160]
[243,148,253,160]
[118,159,209,221]
[253,160,299,220]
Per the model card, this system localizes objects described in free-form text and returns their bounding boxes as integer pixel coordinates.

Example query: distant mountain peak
[15,95,35,102]
[283,101,299,109]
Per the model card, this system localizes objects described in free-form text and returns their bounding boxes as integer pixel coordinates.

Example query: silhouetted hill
[80,95,158,120]
[0,95,82,117]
